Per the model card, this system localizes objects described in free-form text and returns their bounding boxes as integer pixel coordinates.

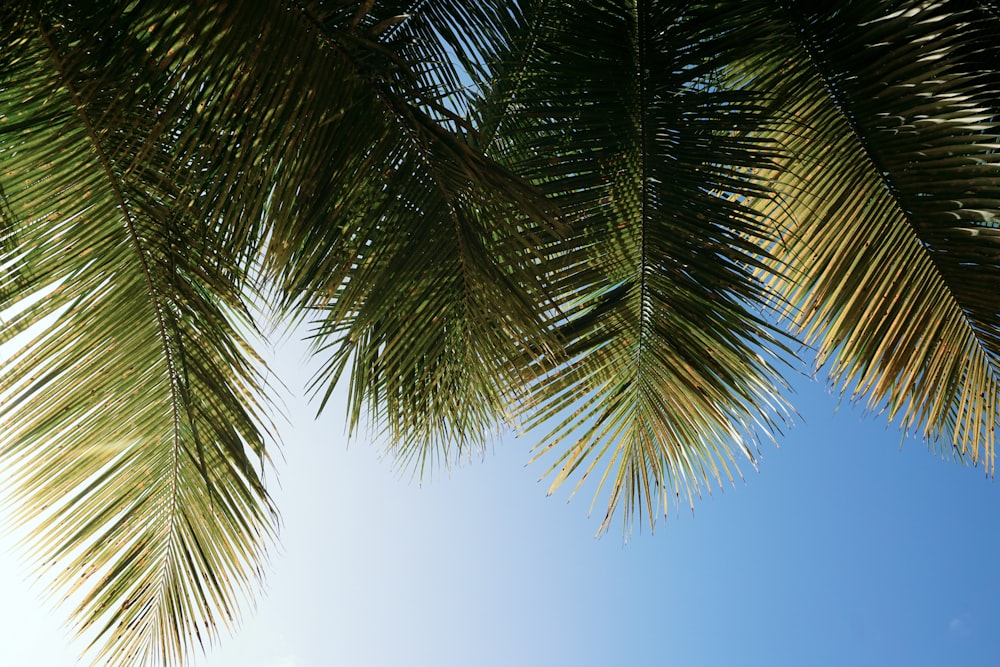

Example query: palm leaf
[263,1,561,471]
[743,0,1000,468]
[482,0,793,533]
[0,4,279,664]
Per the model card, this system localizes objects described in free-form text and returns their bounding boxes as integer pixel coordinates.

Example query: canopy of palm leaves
[0,0,997,665]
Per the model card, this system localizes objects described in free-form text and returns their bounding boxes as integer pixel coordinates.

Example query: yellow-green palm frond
[0,4,279,665]
[743,0,1000,468]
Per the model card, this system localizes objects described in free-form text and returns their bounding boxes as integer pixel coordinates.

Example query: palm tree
[0,0,996,664]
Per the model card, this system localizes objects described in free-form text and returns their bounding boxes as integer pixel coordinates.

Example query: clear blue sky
[3,334,1000,667]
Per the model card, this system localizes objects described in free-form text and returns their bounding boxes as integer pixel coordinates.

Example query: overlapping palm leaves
[0,1,998,665]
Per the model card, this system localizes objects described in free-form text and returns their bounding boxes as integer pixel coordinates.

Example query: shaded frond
[485,0,793,533]
[255,2,560,471]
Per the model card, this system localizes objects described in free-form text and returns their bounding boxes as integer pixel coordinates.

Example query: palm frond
[366,0,525,119]
[0,4,279,665]
[744,0,1000,468]
[252,1,559,470]
[484,0,793,533]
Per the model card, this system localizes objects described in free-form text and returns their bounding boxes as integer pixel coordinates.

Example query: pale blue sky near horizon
[2,334,1000,667]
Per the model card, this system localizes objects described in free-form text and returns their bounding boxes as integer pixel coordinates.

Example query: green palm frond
[371,0,526,118]
[481,0,793,533]
[262,1,560,471]
[303,98,560,472]
[743,0,1000,468]
[0,4,279,665]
